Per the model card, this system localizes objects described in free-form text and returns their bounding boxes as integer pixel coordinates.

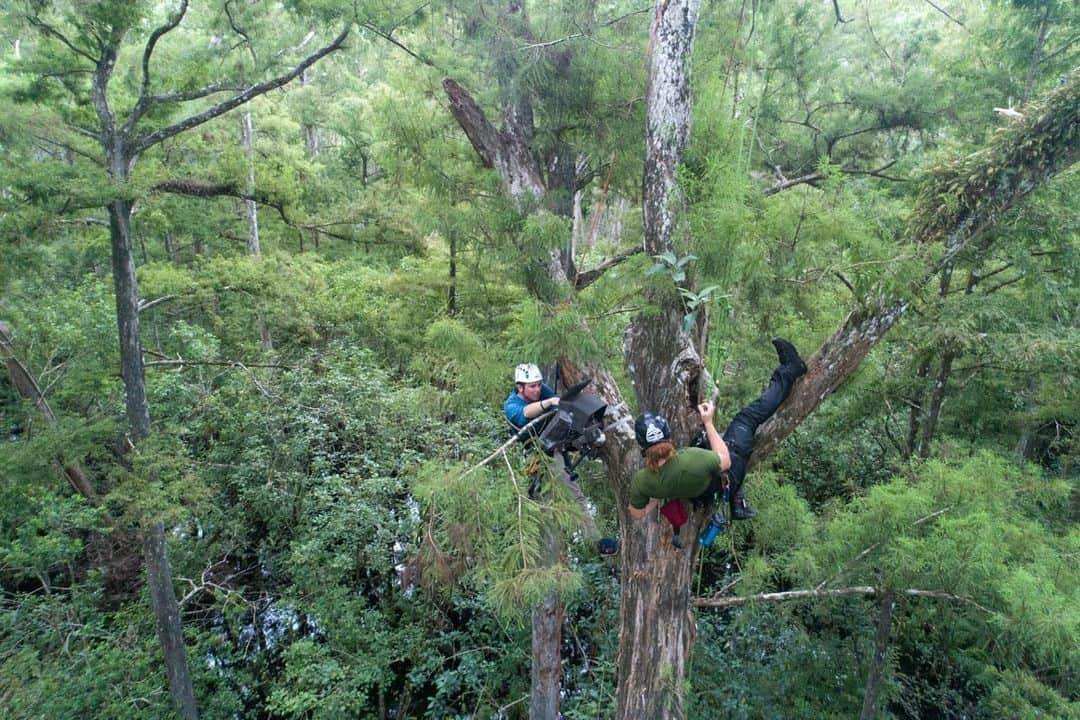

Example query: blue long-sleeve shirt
[503,384,556,429]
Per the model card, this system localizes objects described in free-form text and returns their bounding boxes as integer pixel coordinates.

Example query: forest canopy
[1,1,1077,719]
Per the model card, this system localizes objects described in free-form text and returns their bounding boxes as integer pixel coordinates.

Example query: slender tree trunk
[917,348,954,459]
[448,231,457,316]
[241,112,261,259]
[530,527,564,720]
[146,522,200,720]
[300,69,320,157]
[241,111,272,351]
[108,199,152,440]
[1022,4,1052,106]
[108,192,199,720]
[859,592,895,720]
[905,357,930,458]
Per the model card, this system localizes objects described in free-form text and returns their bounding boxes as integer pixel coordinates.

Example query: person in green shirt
[628,338,807,522]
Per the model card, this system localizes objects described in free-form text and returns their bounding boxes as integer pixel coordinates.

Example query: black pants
[717,363,801,506]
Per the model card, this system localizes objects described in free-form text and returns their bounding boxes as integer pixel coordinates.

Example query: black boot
[771,337,807,377]
[731,495,757,520]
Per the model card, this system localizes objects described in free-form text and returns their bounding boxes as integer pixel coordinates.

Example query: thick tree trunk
[859,592,896,720]
[616,3,704,719]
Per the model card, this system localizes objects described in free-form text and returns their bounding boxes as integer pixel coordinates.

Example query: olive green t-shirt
[629,447,723,509]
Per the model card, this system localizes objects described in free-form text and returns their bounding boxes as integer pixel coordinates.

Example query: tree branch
[693,585,974,608]
[362,22,439,68]
[831,0,852,25]
[573,247,644,290]
[133,24,351,153]
[144,358,296,370]
[126,0,190,133]
[922,0,965,29]
[26,15,98,64]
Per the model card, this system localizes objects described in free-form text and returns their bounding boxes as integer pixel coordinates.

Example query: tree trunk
[859,592,895,720]
[906,356,930,458]
[107,198,153,441]
[917,348,954,459]
[1022,3,1052,107]
[241,111,272,351]
[300,69,320,156]
[146,522,200,720]
[448,231,457,316]
[241,112,261,259]
[530,526,564,720]
[616,3,704,719]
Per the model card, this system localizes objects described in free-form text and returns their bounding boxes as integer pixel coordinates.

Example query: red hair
[644,442,676,472]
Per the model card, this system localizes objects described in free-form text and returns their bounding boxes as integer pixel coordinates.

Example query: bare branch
[516,8,651,50]
[831,0,852,25]
[144,358,296,370]
[138,295,176,313]
[26,15,98,64]
[693,585,977,609]
[763,170,823,195]
[127,0,190,132]
[574,247,644,290]
[362,22,439,69]
[922,0,966,29]
[134,24,351,154]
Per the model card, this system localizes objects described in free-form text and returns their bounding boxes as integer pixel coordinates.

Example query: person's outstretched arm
[697,401,731,472]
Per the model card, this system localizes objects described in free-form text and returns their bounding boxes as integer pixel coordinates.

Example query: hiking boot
[730,497,757,520]
[597,537,620,556]
[771,337,807,377]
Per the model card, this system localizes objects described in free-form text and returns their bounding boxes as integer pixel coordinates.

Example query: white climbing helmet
[514,363,543,384]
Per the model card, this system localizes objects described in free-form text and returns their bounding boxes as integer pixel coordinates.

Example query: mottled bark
[616,3,703,719]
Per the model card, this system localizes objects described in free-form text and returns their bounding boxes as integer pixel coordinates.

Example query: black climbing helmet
[634,412,671,449]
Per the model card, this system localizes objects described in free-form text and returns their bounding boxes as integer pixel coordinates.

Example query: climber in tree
[503,362,619,556]
[503,362,559,431]
[628,338,807,522]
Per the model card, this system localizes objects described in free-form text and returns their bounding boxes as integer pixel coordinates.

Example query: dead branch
[693,585,977,609]
[574,247,644,290]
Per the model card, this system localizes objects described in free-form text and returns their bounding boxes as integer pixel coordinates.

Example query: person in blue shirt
[503,363,559,430]
[502,362,618,556]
